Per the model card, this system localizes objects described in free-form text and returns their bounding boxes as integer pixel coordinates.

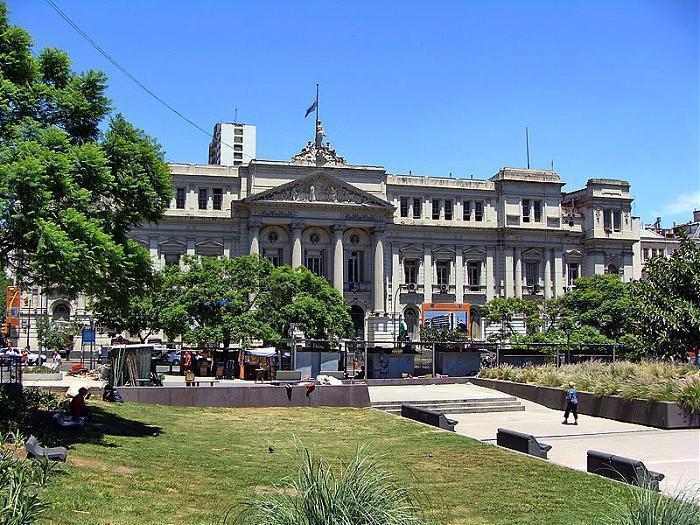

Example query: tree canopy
[630,233,700,359]
[156,256,353,349]
[0,4,171,300]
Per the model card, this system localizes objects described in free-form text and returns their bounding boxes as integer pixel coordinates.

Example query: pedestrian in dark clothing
[562,382,578,425]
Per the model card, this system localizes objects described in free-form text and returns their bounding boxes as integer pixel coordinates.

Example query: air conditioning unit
[439,284,448,294]
[350,283,359,292]
[532,284,540,294]
[406,282,416,292]
[564,285,574,293]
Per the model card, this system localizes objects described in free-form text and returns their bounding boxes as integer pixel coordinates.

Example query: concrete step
[380,404,526,415]
[371,398,519,410]
[372,401,522,412]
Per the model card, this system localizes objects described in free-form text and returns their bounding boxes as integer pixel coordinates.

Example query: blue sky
[9,0,700,225]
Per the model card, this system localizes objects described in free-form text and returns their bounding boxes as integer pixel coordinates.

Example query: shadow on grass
[59,405,163,448]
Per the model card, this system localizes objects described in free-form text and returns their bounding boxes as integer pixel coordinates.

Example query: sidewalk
[371,383,700,494]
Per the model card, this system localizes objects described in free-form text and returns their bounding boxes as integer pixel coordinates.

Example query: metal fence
[0,356,23,384]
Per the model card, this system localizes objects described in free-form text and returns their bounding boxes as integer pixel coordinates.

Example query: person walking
[562,381,578,425]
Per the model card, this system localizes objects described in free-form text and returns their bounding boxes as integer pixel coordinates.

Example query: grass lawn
[42,401,627,525]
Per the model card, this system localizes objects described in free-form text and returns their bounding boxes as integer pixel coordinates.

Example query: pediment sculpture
[256,177,371,205]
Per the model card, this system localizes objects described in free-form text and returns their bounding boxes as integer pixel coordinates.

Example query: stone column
[455,250,464,304]
[423,245,432,304]
[291,222,303,268]
[372,226,385,313]
[486,247,495,301]
[331,224,344,293]
[544,249,552,300]
[514,248,523,298]
[553,250,564,297]
[504,247,514,298]
[249,219,261,256]
[391,244,401,313]
[148,236,160,269]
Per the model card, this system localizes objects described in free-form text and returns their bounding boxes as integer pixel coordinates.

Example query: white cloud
[650,191,700,221]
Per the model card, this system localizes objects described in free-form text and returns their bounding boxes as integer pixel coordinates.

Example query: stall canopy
[245,347,277,358]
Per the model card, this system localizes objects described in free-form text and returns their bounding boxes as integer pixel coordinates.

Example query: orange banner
[6,286,20,329]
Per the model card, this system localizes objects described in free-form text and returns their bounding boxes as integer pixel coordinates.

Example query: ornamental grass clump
[230,448,428,525]
[478,361,700,412]
[603,478,700,525]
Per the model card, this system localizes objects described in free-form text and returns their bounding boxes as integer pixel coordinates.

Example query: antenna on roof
[525,127,531,169]
[470,173,473,180]
[551,160,554,171]
[234,107,238,123]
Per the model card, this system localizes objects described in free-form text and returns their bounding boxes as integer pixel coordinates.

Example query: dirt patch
[69,455,137,475]
[252,485,297,496]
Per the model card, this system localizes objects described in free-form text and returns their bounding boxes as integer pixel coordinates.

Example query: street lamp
[392,284,408,346]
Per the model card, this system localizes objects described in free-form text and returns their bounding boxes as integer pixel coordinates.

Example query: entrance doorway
[349,305,365,339]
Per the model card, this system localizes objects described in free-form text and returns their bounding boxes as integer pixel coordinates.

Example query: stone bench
[496,428,552,459]
[587,450,664,491]
[25,436,68,462]
[400,403,457,432]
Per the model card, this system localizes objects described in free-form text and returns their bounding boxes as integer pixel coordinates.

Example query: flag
[304,100,317,118]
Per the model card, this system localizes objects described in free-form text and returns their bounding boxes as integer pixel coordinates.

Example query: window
[198,188,208,210]
[305,251,324,277]
[175,188,186,209]
[52,303,70,321]
[400,197,409,218]
[467,261,481,290]
[164,254,181,266]
[212,188,223,210]
[613,211,621,232]
[412,198,421,218]
[525,261,539,289]
[264,248,281,267]
[348,250,363,283]
[444,200,453,220]
[603,210,612,231]
[463,200,471,221]
[404,259,417,284]
[234,144,243,151]
[475,201,484,222]
[234,127,243,135]
[234,136,243,144]
[534,200,542,222]
[643,248,650,261]
[436,261,450,286]
[432,199,440,220]
[522,199,531,223]
[567,262,579,285]
[607,264,620,277]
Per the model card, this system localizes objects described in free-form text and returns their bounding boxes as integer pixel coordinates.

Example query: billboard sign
[5,286,20,329]
[421,303,471,338]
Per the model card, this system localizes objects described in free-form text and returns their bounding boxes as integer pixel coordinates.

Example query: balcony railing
[344,282,372,293]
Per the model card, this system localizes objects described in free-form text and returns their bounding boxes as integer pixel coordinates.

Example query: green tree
[481,297,542,341]
[35,314,80,353]
[630,233,700,359]
[0,4,171,301]
[91,267,177,343]
[257,265,353,342]
[161,255,276,349]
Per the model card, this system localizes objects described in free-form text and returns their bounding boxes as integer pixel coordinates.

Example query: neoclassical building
[127,125,641,342]
[11,124,644,350]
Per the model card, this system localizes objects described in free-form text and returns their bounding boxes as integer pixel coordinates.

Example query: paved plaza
[369,383,700,494]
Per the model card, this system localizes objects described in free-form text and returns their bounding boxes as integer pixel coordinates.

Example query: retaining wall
[117,383,371,408]
[471,378,700,429]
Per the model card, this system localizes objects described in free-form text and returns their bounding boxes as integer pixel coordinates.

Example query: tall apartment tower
[208,123,256,166]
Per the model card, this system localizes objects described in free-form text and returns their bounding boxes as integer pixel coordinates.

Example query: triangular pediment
[245,173,392,209]
[399,243,424,258]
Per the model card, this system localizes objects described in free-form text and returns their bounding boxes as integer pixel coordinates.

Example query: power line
[43,0,253,160]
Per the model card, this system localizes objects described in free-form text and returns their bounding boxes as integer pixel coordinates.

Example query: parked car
[164,351,181,366]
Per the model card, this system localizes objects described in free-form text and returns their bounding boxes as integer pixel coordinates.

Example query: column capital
[291,221,304,231]
[330,223,345,233]
[249,218,263,229]
[371,224,386,235]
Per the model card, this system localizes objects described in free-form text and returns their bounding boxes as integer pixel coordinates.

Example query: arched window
[607,264,620,277]
[52,303,71,321]
[349,305,365,339]
[403,306,420,341]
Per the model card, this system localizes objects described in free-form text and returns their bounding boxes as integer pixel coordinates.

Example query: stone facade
[11,132,643,349]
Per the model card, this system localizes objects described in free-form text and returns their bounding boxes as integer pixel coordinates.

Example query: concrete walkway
[370,383,700,494]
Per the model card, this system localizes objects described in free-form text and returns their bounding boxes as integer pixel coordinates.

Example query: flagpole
[315,83,319,127]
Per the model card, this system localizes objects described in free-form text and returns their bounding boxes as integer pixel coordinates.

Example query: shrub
[22,367,54,375]
[677,376,700,413]
[229,448,428,525]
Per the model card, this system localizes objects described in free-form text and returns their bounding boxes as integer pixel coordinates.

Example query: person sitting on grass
[69,387,90,419]
[562,381,578,425]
